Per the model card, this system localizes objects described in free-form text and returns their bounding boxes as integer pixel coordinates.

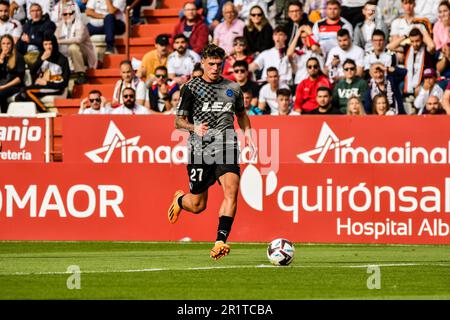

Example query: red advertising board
[0,118,46,162]
[0,163,449,244]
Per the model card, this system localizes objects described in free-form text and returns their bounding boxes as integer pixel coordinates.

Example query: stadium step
[131,23,174,37]
[143,9,180,24]
[102,53,144,69]
[116,37,155,54]
[161,0,185,8]
[87,69,121,84]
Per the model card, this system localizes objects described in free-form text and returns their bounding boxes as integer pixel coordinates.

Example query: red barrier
[0,118,46,162]
[0,163,449,244]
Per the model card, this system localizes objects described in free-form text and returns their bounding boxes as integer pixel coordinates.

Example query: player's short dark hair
[273,25,287,35]
[317,86,332,95]
[409,28,422,38]
[266,66,279,75]
[326,0,341,8]
[173,33,189,42]
[89,90,102,96]
[276,88,291,98]
[193,62,202,72]
[372,29,386,39]
[343,59,356,68]
[201,43,226,60]
[233,60,249,70]
[337,28,350,38]
[155,65,168,73]
[0,1,10,7]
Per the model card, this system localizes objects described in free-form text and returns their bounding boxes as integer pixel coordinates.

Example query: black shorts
[187,162,240,194]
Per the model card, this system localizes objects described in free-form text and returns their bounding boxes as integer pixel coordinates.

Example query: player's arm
[235,90,257,159]
[174,84,208,136]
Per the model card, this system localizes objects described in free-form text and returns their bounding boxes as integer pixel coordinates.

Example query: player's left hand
[245,135,257,161]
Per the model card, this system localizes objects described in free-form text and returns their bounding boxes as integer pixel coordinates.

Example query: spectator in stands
[346,95,366,115]
[243,5,274,56]
[284,1,313,49]
[312,0,353,57]
[111,87,150,114]
[306,86,342,114]
[79,89,110,114]
[51,0,81,23]
[173,1,209,55]
[11,0,54,22]
[17,33,70,112]
[423,95,448,115]
[194,0,219,27]
[112,60,148,108]
[16,3,56,68]
[287,25,324,88]
[167,89,180,114]
[0,1,22,43]
[0,34,25,113]
[272,88,299,115]
[76,0,89,12]
[353,0,389,55]
[139,33,171,83]
[222,36,253,81]
[441,82,450,114]
[86,0,126,55]
[433,1,450,53]
[340,0,366,28]
[192,62,203,78]
[364,63,406,114]
[249,26,293,87]
[437,42,450,78]
[372,93,394,115]
[148,65,180,113]
[234,0,270,23]
[390,0,431,43]
[127,0,145,25]
[363,29,396,75]
[414,68,444,115]
[377,0,402,27]
[304,0,327,23]
[233,60,259,107]
[213,2,245,55]
[294,56,331,113]
[243,89,263,115]
[258,67,289,114]
[332,58,368,114]
[167,33,201,85]
[56,4,97,85]
[414,0,441,25]
[325,28,364,83]
[388,27,436,97]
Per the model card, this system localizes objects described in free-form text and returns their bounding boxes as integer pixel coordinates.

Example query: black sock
[177,195,184,209]
[216,216,234,243]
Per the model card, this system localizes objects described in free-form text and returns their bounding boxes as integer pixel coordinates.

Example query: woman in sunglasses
[55,4,97,85]
[243,5,274,56]
[222,36,254,81]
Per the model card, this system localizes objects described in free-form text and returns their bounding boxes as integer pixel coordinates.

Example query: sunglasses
[123,94,135,98]
[250,13,263,17]
[89,98,101,103]
[344,67,355,71]
[155,74,167,78]
[63,12,74,16]
[307,65,319,69]
[234,69,246,74]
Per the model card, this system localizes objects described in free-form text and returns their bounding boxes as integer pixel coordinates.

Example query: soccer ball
[267,238,295,266]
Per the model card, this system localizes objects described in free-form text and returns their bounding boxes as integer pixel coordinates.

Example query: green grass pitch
[0,241,449,299]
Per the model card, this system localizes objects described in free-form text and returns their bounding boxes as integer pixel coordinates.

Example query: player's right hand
[194,123,209,137]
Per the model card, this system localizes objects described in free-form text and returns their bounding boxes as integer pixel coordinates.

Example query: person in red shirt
[294,57,331,113]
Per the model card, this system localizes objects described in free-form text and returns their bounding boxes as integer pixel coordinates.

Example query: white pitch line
[0,263,449,276]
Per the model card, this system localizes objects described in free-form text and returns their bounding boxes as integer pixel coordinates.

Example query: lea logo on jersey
[201,102,233,112]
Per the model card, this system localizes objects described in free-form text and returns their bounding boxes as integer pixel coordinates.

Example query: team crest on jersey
[226,89,233,97]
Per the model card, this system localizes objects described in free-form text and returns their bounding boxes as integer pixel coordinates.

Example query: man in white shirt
[86,0,126,54]
[390,0,431,43]
[112,60,148,107]
[258,67,289,114]
[111,87,150,114]
[325,28,364,83]
[249,26,293,87]
[167,33,201,85]
[363,29,395,72]
[272,88,300,115]
[79,89,110,114]
[0,1,22,43]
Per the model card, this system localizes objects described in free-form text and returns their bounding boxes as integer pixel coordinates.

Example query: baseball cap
[423,68,437,78]
[155,34,170,46]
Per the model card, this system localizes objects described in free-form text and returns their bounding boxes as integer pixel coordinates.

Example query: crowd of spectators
[0,0,449,116]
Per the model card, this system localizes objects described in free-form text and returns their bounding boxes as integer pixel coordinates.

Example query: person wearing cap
[55,3,97,85]
[139,33,171,83]
[173,1,208,55]
[413,68,444,115]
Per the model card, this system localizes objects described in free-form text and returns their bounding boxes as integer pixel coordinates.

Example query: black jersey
[176,76,244,158]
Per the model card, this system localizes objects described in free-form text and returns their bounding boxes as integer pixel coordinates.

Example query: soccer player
[168,43,256,260]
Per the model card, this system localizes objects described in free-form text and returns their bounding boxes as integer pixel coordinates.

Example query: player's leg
[210,171,240,260]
